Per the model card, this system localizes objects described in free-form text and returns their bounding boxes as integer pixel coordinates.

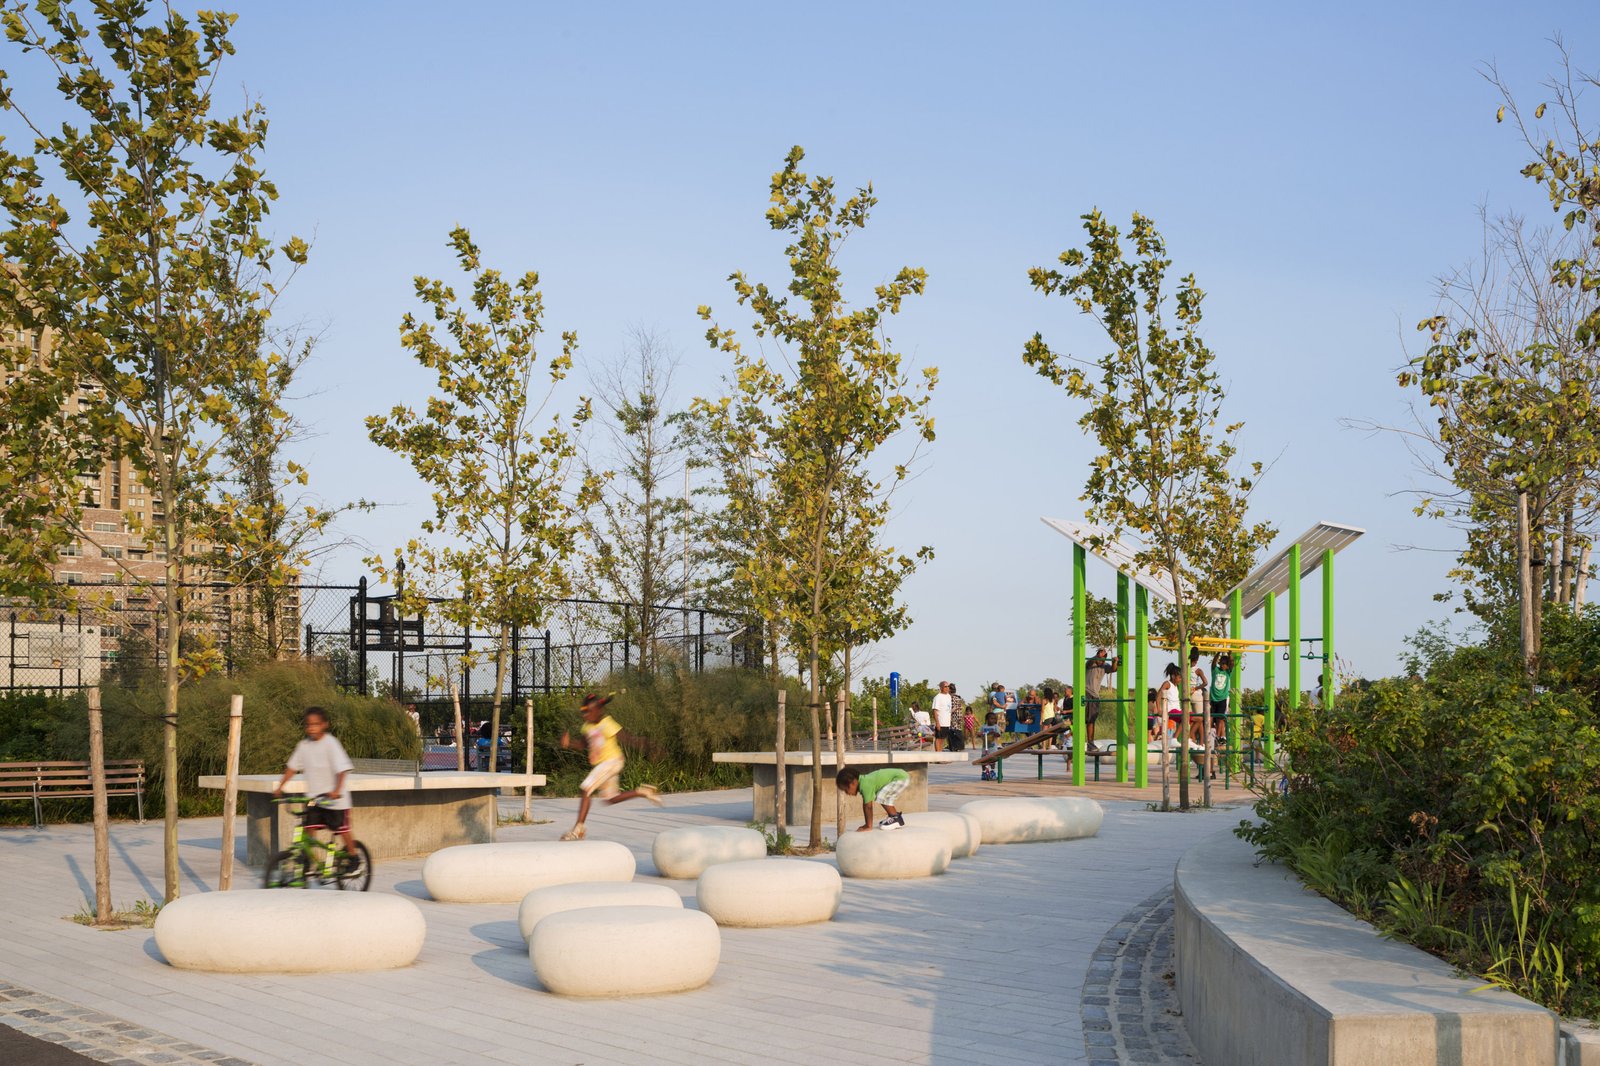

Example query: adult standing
[930,681,953,752]
[949,683,971,749]
[1085,646,1118,754]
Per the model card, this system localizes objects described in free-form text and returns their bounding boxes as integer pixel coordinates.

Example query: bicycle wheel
[263,849,308,889]
[334,841,373,891]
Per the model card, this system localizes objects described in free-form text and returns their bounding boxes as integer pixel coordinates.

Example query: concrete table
[198,772,545,866]
[711,751,968,823]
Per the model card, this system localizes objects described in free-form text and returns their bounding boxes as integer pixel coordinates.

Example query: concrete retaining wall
[1174,829,1559,1066]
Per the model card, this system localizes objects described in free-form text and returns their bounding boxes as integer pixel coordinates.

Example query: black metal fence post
[356,577,368,696]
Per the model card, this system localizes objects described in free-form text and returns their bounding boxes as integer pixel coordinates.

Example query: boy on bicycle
[271,706,357,860]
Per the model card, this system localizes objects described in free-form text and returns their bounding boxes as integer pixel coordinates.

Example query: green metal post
[1322,548,1335,711]
[1116,572,1130,783]
[1263,591,1276,764]
[1288,544,1301,716]
[1072,544,1087,785]
[1228,588,1242,783]
[1135,585,1149,788]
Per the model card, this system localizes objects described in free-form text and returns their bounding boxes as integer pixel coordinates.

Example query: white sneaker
[876,814,905,831]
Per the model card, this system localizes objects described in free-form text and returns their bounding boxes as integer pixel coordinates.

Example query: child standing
[836,765,909,831]
[558,693,661,841]
[271,706,358,860]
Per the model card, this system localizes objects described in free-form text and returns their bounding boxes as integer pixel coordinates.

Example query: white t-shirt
[287,735,355,810]
[931,692,953,728]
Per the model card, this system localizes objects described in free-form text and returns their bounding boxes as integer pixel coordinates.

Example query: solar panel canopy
[1041,517,1363,620]
[1229,522,1364,618]
[1039,517,1224,614]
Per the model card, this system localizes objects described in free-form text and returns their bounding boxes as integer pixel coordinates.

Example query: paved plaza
[0,763,1242,1065]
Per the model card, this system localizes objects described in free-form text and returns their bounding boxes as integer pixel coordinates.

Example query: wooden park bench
[0,760,146,828]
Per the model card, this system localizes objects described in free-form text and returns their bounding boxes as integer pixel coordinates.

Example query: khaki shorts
[581,758,624,798]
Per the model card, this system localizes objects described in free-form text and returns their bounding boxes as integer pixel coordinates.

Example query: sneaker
[636,784,663,807]
[559,825,586,841]
[877,814,905,831]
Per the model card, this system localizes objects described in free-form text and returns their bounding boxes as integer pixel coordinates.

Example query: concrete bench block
[517,881,682,942]
[834,826,951,879]
[696,858,841,927]
[902,811,981,858]
[530,906,720,996]
[153,891,425,973]
[651,825,766,879]
[1176,829,1557,1066]
[423,840,635,903]
[959,796,1103,844]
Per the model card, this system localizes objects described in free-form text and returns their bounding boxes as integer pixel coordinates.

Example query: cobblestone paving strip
[0,981,251,1066]
[1082,888,1203,1065]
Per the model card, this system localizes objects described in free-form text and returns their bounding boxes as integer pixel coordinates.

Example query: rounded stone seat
[518,881,682,942]
[651,825,766,880]
[959,796,1104,844]
[153,891,425,973]
[530,906,720,996]
[834,826,951,879]
[902,811,982,859]
[695,858,841,927]
[423,840,635,903]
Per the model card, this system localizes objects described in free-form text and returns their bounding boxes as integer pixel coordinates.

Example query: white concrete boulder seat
[153,891,425,974]
[650,825,766,880]
[423,840,635,904]
[901,811,982,859]
[696,858,841,927]
[530,906,721,997]
[834,826,951,879]
[960,796,1104,845]
[517,881,683,942]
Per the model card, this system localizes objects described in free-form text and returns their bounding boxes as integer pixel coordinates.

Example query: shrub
[1241,616,1600,1016]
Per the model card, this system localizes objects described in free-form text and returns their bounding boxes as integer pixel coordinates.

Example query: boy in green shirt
[835,766,909,831]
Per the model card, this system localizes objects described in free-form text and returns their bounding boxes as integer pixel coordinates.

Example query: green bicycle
[263,795,373,891]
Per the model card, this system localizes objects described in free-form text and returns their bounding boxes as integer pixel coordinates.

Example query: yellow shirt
[583,715,623,765]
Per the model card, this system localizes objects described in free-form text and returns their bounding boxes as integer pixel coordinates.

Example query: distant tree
[580,328,692,672]
[0,1,305,900]
[1024,211,1274,810]
[367,228,595,775]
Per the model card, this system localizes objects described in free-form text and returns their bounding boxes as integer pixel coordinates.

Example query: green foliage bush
[1241,612,1600,1016]
[0,661,418,821]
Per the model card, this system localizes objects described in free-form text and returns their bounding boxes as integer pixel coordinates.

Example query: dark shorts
[1210,700,1229,720]
[935,726,954,740]
[304,805,348,832]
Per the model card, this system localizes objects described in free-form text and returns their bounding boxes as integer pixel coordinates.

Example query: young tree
[1023,211,1273,810]
[580,327,690,672]
[367,227,594,774]
[1395,215,1600,680]
[696,147,936,845]
[0,1,305,899]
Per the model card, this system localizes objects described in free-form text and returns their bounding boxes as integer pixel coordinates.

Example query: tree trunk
[218,694,243,890]
[834,688,847,838]
[449,674,466,772]
[523,697,534,821]
[1560,503,1576,606]
[807,639,823,848]
[88,686,111,923]
[775,688,787,839]
[1576,544,1592,609]
[162,543,180,902]
[1171,578,1191,812]
[487,626,509,775]
[1517,490,1536,685]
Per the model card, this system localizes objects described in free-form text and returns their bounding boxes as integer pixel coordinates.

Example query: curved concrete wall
[1174,829,1558,1066]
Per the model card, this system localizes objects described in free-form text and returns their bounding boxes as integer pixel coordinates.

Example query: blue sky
[36,2,1600,691]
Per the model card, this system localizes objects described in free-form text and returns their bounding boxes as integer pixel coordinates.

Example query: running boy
[836,765,909,831]
[271,706,357,859]
[557,693,661,841]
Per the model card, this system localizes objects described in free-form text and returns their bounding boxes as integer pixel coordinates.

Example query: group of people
[1151,647,1234,779]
